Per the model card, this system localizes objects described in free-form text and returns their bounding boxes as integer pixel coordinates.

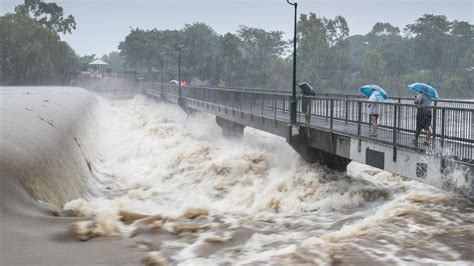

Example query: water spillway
[0,87,141,265]
[0,87,97,207]
[1,86,473,265]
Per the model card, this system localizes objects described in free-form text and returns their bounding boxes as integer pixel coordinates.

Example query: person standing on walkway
[359,85,388,138]
[413,92,432,145]
[301,90,311,124]
[297,81,316,124]
[368,90,381,137]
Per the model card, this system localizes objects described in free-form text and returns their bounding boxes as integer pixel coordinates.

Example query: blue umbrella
[359,85,388,100]
[408,83,439,99]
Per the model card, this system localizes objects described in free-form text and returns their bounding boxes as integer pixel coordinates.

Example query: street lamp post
[287,0,297,125]
[178,42,184,97]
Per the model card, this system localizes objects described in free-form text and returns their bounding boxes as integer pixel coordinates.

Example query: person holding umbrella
[409,83,439,146]
[360,85,388,137]
[296,81,316,124]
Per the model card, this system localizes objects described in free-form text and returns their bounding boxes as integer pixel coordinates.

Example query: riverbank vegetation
[119,14,473,97]
[0,0,79,85]
[1,1,472,97]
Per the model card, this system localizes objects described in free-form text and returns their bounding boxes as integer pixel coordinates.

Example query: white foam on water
[86,96,388,216]
[63,95,474,264]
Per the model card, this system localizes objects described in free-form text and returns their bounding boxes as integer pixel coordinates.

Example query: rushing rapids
[1,87,473,265]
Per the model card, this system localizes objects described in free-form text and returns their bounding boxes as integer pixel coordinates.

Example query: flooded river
[64,95,474,265]
[1,87,472,265]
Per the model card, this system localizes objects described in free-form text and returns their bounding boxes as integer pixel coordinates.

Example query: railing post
[441,109,446,148]
[432,101,437,141]
[325,98,329,120]
[357,101,362,152]
[357,101,362,137]
[398,98,402,134]
[471,109,474,147]
[330,99,334,132]
[345,96,349,123]
[393,104,398,161]
[274,96,277,121]
[225,91,228,114]
[251,96,254,120]
[240,92,243,118]
[392,104,398,144]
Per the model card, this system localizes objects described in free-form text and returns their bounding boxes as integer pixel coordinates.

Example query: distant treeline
[118,14,473,98]
[1,1,472,98]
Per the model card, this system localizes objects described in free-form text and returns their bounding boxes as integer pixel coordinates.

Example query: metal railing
[176,84,474,110]
[296,96,473,160]
[143,83,473,162]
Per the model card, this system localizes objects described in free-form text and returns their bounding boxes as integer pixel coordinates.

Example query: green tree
[405,14,451,69]
[118,28,181,80]
[76,54,95,71]
[370,22,400,36]
[361,49,386,83]
[102,52,125,73]
[0,14,78,85]
[444,49,474,97]
[237,26,287,87]
[215,33,243,86]
[325,16,350,46]
[14,0,76,34]
[366,22,406,77]
[451,21,473,39]
[181,23,219,82]
[118,28,155,71]
[297,12,350,91]
[115,13,472,98]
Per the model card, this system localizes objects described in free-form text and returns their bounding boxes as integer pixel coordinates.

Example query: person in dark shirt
[301,90,311,124]
[413,92,432,145]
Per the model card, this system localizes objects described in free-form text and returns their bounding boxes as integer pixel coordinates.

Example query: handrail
[161,84,474,109]
[144,82,473,162]
[168,84,474,104]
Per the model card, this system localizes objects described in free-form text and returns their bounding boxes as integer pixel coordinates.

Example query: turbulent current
[66,95,474,265]
[1,87,473,265]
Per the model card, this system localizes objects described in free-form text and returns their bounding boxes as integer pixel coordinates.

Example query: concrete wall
[0,87,98,206]
[350,138,443,187]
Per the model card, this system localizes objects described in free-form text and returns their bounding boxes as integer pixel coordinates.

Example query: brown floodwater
[1,87,473,265]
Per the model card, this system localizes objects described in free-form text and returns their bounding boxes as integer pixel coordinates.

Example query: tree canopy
[0,13,78,85]
[1,1,472,98]
[14,0,76,34]
[0,0,79,85]
[117,13,472,97]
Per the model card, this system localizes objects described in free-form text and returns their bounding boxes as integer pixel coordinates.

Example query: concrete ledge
[287,126,351,171]
[0,86,97,207]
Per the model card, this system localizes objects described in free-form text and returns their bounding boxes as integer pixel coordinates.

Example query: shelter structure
[88,59,109,76]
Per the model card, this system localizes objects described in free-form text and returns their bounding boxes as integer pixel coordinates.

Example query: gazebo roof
[89,59,109,66]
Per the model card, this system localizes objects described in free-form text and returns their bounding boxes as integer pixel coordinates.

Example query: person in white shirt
[368,90,382,137]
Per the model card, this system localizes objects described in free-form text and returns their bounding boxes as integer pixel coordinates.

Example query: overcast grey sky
[1,0,473,57]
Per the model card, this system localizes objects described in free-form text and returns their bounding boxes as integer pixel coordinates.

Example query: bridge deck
[238,102,473,161]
